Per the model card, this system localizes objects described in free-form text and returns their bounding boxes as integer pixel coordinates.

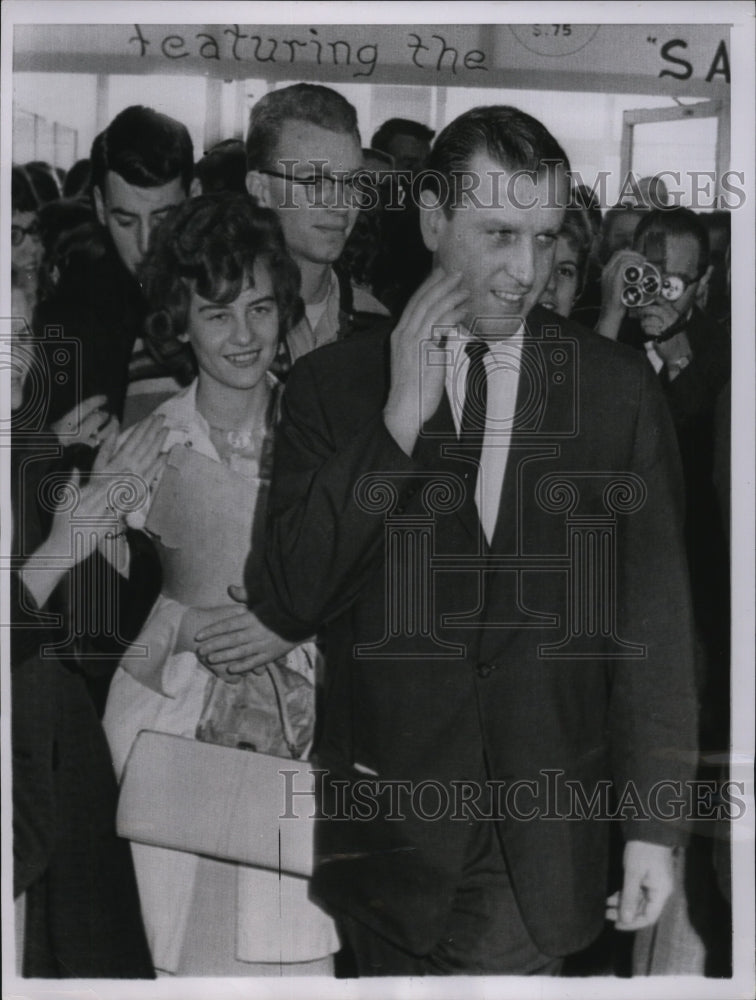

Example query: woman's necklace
[202,381,277,476]
[208,424,258,452]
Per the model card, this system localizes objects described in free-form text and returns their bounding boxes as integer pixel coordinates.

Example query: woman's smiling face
[538,234,580,318]
[182,262,279,393]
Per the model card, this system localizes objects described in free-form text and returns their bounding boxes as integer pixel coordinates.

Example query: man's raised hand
[383,268,469,456]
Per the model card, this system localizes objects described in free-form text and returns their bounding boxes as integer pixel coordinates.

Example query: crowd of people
[10,84,731,979]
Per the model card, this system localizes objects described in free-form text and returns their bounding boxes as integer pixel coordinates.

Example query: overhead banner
[14,23,730,97]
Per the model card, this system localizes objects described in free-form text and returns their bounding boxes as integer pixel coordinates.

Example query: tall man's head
[91,105,193,276]
[419,106,570,338]
[245,84,363,274]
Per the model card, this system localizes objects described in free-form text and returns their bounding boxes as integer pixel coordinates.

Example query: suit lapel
[488,308,577,554]
[479,311,577,654]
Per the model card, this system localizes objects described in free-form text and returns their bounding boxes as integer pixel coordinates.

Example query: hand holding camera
[597,248,647,340]
[621,259,687,309]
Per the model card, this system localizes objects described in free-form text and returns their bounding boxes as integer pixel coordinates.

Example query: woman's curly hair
[139,193,302,383]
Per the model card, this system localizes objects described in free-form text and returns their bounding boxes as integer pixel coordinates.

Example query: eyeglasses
[11,220,40,246]
[258,168,373,209]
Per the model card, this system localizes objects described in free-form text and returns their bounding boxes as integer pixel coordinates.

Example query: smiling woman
[100,194,338,975]
[538,204,593,318]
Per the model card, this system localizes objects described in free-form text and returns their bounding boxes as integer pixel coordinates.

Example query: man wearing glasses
[245,83,390,370]
[597,207,731,972]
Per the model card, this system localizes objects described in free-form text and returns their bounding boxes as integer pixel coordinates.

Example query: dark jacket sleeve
[259,347,424,639]
[609,360,699,847]
[11,575,56,898]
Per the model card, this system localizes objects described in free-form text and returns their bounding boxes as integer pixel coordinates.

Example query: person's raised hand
[596,249,646,341]
[50,394,111,448]
[383,268,469,455]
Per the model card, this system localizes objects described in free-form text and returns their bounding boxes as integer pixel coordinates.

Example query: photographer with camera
[597,206,731,976]
[595,207,727,391]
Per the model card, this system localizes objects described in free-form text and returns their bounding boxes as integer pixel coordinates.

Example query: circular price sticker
[509,25,600,57]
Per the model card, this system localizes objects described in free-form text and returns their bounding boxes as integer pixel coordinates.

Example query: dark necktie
[460,339,489,477]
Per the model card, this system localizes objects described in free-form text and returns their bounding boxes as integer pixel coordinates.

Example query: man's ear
[246,170,272,208]
[93,184,106,227]
[418,188,448,253]
[695,264,714,310]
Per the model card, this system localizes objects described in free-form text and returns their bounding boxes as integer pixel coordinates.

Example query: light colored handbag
[116,662,321,877]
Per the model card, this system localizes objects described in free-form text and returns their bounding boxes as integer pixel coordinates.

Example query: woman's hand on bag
[194,584,297,677]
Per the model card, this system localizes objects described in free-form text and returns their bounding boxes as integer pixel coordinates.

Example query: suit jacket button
[476,661,494,678]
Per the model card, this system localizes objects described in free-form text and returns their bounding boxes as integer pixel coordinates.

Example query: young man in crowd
[254,105,699,975]
[33,105,192,712]
[245,83,390,371]
[368,116,436,315]
[37,104,193,425]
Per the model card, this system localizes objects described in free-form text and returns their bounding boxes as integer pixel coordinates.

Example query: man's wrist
[383,402,419,457]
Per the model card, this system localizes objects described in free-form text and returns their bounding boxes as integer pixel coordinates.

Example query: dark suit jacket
[34,239,146,425]
[11,440,154,978]
[261,306,699,958]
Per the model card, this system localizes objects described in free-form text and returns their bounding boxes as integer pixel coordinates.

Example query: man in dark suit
[256,106,698,975]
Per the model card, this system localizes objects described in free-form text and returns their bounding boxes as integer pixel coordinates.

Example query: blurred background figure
[11,166,44,316]
[62,157,92,199]
[192,138,247,196]
[700,211,731,324]
[361,116,437,314]
[538,203,594,320]
[23,160,62,203]
[569,184,604,329]
[371,117,434,174]
[620,173,670,210]
[598,203,650,266]
[361,146,394,173]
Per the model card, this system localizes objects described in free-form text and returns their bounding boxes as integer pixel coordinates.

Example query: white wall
[13,72,722,208]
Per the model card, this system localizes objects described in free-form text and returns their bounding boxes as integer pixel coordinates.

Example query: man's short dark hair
[195,139,247,195]
[245,84,360,171]
[423,105,570,209]
[633,207,710,278]
[371,118,434,153]
[90,105,194,195]
[140,193,302,382]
